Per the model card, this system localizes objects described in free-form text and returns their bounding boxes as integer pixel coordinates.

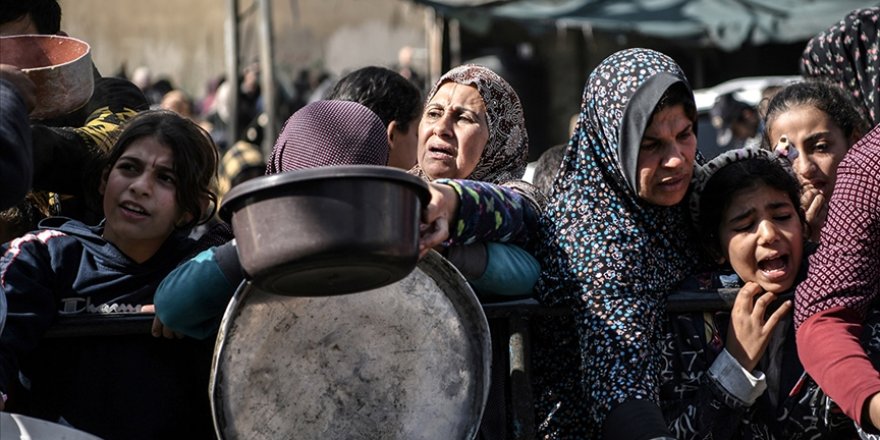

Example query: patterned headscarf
[409,64,528,184]
[535,48,705,437]
[800,7,880,126]
[266,100,388,174]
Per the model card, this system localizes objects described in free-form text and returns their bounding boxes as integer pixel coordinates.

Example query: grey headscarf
[409,64,529,185]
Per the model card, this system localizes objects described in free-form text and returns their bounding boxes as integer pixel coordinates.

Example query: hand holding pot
[419,182,460,257]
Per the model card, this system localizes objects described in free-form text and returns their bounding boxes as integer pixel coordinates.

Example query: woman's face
[417,82,489,179]
[100,136,189,262]
[636,104,697,206]
[719,184,804,293]
[767,105,854,200]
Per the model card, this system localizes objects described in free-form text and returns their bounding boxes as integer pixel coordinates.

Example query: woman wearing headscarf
[153,100,392,338]
[411,64,542,298]
[533,48,706,439]
[800,7,880,126]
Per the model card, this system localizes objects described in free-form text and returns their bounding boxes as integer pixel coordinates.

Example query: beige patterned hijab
[409,64,529,185]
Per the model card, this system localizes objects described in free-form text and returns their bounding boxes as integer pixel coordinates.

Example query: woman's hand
[801,182,827,242]
[725,282,792,372]
[419,182,459,257]
[140,304,183,339]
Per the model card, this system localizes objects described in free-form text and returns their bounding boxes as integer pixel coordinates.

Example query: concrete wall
[59,0,428,98]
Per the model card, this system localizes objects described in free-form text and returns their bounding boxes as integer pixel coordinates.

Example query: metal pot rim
[218,165,430,222]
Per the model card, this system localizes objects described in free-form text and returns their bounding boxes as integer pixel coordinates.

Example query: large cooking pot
[0,34,94,120]
[210,250,491,440]
[219,165,430,296]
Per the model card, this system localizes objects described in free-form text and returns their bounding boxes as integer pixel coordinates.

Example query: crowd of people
[2,0,880,439]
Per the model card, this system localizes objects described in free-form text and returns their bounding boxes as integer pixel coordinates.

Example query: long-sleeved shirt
[795,124,880,429]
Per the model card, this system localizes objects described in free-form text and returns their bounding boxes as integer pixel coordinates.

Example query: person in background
[395,45,425,92]
[0,65,35,211]
[534,48,706,439]
[159,89,196,120]
[531,113,578,196]
[217,140,265,200]
[763,81,867,242]
[0,110,221,439]
[530,144,566,196]
[801,7,880,127]
[0,0,149,225]
[710,93,761,153]
[326,66,423,170]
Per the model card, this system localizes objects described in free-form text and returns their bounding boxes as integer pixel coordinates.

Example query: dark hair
[532,143,566,195]
[326,66,422,132]
[650,82,697,125]
[104,110,219,230]
[0,0,62,34]
[698,158,805,259]
[764,81,868,143]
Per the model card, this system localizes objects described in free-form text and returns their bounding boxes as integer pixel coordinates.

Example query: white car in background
[694,75,801,159]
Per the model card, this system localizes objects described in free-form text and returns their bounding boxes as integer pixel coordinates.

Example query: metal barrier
[41,289,738,440]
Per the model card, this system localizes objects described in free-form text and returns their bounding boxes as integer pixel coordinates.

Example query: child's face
[100,136,190,262]
[719,184,804,293]
[767,105,854,201]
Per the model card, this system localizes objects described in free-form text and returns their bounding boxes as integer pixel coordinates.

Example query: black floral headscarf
[535,48,705,438]
[801,7,880,126]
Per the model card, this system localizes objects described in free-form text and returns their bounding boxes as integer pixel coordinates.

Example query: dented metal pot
[219,165,430,296]
[0,34,94,120]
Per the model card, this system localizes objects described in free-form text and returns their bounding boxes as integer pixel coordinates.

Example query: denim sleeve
[154,243,241,340]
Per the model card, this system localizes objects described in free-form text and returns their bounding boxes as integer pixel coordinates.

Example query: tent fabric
[414,0,880,50]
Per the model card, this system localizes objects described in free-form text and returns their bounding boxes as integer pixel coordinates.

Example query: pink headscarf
[267,100,389,174]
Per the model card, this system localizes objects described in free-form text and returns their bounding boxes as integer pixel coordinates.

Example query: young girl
[660,147,855,439]
[763,80,867,242]
[0,110,222,439]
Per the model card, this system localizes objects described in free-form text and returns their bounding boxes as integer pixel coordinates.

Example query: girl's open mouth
[758,255,790,282]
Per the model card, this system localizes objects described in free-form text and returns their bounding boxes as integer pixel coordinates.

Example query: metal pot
[219,165,430,296]
[210,250,491,439]
[0,34,94,120]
